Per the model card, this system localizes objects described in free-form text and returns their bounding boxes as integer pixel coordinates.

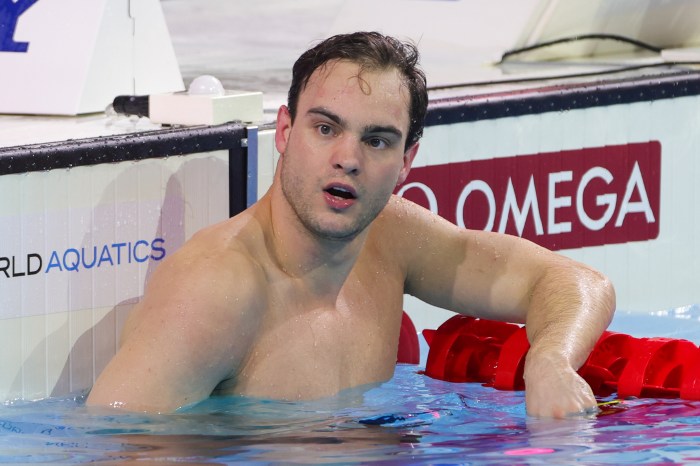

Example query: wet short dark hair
[287,31,428,151]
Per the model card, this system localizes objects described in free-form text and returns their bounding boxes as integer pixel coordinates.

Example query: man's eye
[367,138,388,149]
[318,124,333,136]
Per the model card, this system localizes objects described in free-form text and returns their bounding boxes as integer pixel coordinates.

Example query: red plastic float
[397,311,420,364]
[424,315,700,400]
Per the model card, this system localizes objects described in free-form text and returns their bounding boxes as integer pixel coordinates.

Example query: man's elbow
[585,267,617,326]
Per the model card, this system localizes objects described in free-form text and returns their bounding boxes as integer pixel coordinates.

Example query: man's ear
[396,142,419,186]
[275,105,292,155]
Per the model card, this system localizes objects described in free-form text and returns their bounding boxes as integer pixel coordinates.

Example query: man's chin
[308,219,367,242]
[302,209,377,242]
[313,226,362,242]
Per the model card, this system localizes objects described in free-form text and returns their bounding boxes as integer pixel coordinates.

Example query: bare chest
[219,270,406,400]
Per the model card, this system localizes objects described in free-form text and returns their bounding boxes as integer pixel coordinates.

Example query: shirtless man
[87,32,615,417]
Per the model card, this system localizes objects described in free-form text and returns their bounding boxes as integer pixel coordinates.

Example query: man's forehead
[301,60,411,124]
[302,60,408,98]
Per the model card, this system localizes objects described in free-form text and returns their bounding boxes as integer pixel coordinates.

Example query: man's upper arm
[392,196,541,323]
[87,238,263,413]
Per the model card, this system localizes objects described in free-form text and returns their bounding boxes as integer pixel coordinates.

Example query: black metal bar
[228,128,248,217]
[426,70,700,126]
[0,122,247,175]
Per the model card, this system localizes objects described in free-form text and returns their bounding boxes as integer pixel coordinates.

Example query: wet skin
[87,60,615,417]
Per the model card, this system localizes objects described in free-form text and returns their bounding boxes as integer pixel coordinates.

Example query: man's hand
[523,349,598,418]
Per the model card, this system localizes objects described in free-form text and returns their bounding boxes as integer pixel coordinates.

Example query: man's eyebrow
[307,107,403,140]
[307,107,344,126]
[363,124,403,140]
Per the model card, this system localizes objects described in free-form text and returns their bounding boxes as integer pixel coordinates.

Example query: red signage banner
[397,141,661,251]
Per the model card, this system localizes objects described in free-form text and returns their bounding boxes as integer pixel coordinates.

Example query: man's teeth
[328,187,353,199]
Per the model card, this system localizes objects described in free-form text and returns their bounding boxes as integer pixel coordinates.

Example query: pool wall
[0,124,259,401]
[404,71,700,331]
[2,72,700,402]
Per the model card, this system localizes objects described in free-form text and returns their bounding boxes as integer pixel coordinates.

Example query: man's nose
[331,137,361,175]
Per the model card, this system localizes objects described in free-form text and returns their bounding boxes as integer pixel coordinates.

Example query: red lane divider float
[397,311,420,364]
[423,315,700,400]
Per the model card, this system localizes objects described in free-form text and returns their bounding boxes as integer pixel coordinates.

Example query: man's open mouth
[325,186,356,200]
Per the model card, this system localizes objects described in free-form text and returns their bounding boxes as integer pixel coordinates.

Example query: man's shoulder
[182,210,265,261]
[152,215,268,301]
[367,196,433,256]
[375,195,439,234]
[371,194,466,260]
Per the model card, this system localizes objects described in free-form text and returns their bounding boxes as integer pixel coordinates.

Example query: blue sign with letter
[0,0,39,52]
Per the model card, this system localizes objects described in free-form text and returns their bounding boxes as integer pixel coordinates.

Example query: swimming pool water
[3,365,700,464]
[3,310,700,464]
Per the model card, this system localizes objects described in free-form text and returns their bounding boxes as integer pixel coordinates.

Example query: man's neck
[265,189,367,301]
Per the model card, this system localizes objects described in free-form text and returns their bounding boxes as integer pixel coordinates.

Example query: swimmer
[87,31,615,418]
